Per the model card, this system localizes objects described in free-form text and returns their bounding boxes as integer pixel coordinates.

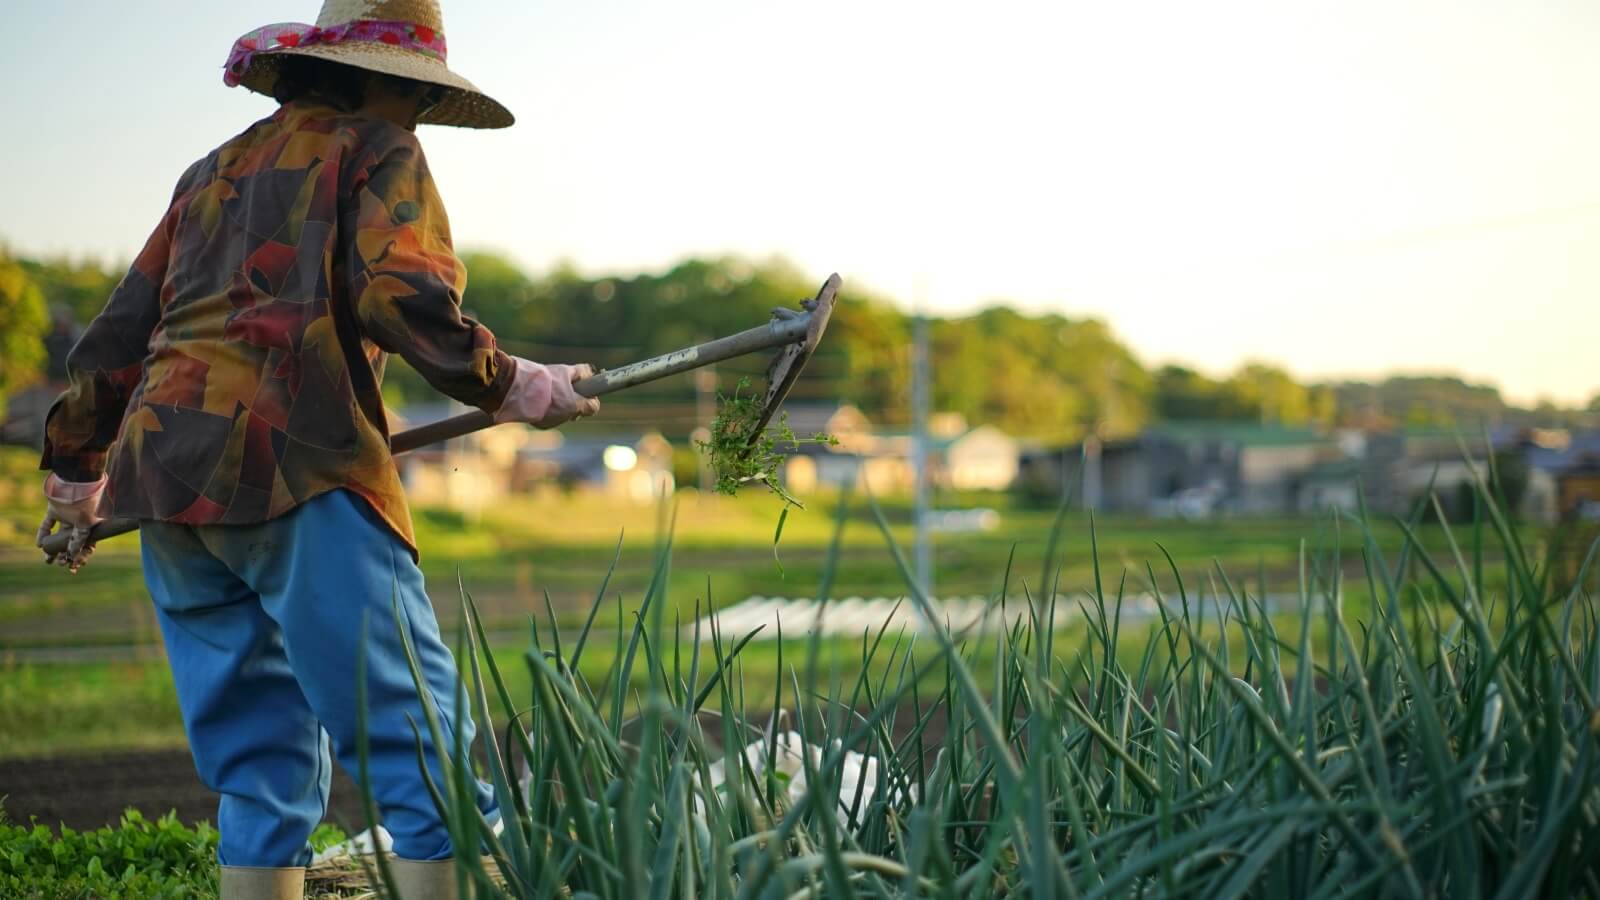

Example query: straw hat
[224,0,513,129]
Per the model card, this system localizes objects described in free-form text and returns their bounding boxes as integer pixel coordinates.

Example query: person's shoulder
[171,120,259,200]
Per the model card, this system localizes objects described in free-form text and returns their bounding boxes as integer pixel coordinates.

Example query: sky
[2,1,1597,405]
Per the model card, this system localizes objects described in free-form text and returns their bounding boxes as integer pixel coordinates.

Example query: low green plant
[0,808,218,899]
[381,464,1600,898]
[308,823,350,855]
[0,809,347,899]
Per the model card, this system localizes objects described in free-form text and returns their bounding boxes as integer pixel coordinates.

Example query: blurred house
[516,431,675,502]
[389,402,532,514]
[1354,428,1490,517]
[1150,422,1335,515]
[782,403,874,450]
[1517,428,1600,525]
[1355,427,1586,524]
[392,403,675,509]
[1557,457,1600,522]
[1553,446,1600,589]
[941,424,1022,490]
[1018,422,1600,521]
[780,403,876,493]
[781,406,1020,494]
[1021,422,1336,516]
[1294,459,1365,515]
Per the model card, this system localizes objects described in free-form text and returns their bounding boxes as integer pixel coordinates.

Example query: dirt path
[4,710,952,833]
[1,747,366,832]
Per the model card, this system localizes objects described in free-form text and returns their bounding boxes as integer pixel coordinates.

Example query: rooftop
[1146,420,1330,448]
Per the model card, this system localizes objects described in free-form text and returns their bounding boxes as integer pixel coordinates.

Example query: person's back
[50,96,502,550]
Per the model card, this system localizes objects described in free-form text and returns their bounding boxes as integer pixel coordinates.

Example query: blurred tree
[928,308,1148,440]
[1153,365,1231,420]
[1224,362,1315,425]
[1055,317,1151,437]
[1309,385,1338,426]
[450,254,1160,439]
[0,254,50,419]
[379,356,433,408]
[1321,375,1505,429]
[7,247,1591,442]
[18,257,120,324]
[930,317,987,423]
[1154,363,1332,426]
[458,250,546,337]
[824,286,909,422]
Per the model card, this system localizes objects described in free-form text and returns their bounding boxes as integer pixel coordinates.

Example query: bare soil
[0,747,367,832]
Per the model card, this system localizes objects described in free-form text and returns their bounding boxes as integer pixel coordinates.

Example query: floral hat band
[222,0,512,130]
[224,20,448,88]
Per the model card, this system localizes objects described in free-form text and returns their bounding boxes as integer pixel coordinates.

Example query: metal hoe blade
[745,272,842,451]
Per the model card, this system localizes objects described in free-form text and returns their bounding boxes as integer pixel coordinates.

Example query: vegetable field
[2,446,1596,897]
[372,484,1600,899]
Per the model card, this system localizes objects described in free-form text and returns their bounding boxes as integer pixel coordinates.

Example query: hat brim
[234,43,514,130]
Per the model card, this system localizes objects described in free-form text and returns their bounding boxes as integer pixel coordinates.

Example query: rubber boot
[388,858,458,900]
[219,865,305,900]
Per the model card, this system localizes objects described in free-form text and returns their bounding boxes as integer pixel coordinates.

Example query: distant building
[941,425,1021,491]
[1151,422,1334,515]
[1294,459,1364,515]
[390,402,534,514]
[781,403,876,493]
[1356,429,1490,517]
[1554,455,1600,590]
[782,406,1020,494]
[1557,456,1600,522]
[391,402,674,508]
[1020,422,1600,521]
[516,431,675,502]
[782,403,874,450]
[1021,422,1337,516]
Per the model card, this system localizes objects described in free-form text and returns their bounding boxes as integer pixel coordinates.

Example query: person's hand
[493,358,601,429]
[36,473,108,573]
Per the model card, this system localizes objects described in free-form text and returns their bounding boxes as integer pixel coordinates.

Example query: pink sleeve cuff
[492,357,555,425]
[44,473,108,505]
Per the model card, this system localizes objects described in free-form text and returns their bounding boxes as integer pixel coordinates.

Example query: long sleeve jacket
[41,101,514,554]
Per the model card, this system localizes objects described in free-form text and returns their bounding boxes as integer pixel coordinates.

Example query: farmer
[35,2,594,897]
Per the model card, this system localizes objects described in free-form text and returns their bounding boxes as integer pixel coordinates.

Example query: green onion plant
[371,467,1600,898]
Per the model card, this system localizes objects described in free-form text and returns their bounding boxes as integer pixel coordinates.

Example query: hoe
[40,273,841,558]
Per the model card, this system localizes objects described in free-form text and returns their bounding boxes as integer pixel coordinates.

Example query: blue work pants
[140,488,496,867]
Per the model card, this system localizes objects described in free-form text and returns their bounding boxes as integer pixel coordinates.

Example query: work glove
[36,473,108,573]
[493,358,601,429]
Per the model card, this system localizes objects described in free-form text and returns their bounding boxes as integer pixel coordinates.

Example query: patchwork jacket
[41,101,514,554]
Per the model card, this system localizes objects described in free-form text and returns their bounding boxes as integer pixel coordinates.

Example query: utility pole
[1082,433,1102,511]
[1084,359,1117,511]
[694,365,717,493]
[912,311,933,597]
